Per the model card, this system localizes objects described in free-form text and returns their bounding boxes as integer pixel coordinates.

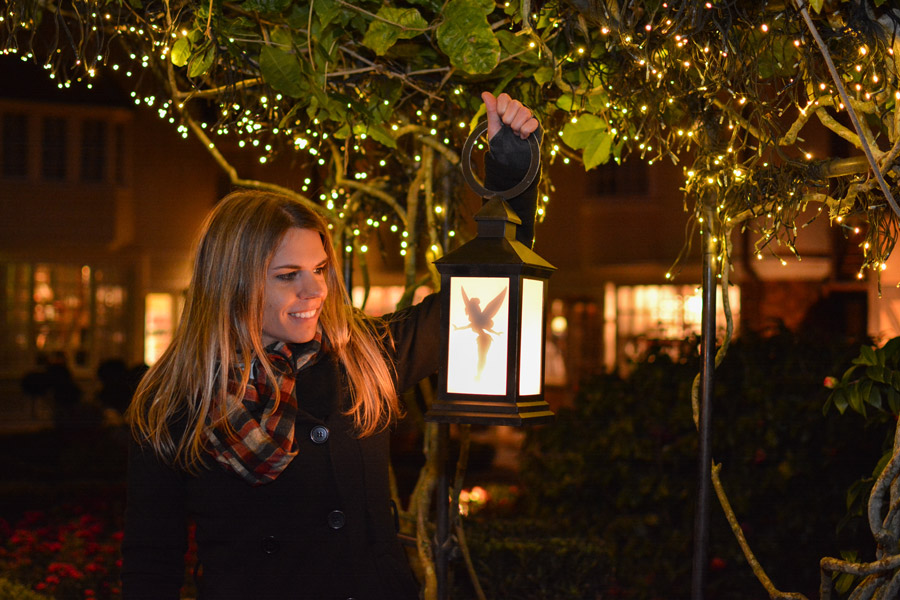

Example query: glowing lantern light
[426,123,556,426]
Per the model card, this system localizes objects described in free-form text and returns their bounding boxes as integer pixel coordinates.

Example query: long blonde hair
[128,190,400,469]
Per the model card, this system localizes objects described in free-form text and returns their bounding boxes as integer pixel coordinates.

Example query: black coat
[122,295,441,600]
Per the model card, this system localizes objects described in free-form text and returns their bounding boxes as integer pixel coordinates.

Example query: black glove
[483,124,542,249]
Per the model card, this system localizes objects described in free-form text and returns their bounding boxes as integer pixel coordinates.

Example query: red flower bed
[0,502,123,599]
[1,498,199,600]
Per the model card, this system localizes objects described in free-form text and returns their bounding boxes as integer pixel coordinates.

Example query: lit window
[609,284,740,368]
[144,293,176,366]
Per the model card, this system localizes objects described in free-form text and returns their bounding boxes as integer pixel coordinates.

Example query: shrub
[518,330,883,598]
[454,516,610,600]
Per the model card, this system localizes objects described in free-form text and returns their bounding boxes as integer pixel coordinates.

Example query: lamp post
[425,122,555,598]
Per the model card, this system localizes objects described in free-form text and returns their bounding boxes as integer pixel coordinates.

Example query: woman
[121,92,540,599]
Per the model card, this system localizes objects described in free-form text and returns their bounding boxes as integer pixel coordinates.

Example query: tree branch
[174,76,265,100]
[179,108,328,218]
[712,463,810,600]
[339,179,408,226]
[794,0,900,217]
[713,97,765,146]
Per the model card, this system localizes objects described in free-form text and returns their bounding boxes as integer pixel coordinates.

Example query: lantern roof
[435,198,556,272]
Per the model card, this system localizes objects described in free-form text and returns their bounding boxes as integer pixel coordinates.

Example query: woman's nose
[297,273,327,298]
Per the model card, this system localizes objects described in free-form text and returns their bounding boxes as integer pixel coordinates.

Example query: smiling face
[261,227,329,346]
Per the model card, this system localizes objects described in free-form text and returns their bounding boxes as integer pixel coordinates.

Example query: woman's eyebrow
[270,258,328,270]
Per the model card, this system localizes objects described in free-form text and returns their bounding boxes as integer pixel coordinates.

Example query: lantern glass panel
[519,278,544,396]
[446,276,510,395]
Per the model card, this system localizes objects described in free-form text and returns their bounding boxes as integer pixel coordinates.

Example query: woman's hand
[481,91,540,141]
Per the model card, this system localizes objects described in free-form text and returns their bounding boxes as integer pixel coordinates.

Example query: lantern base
[425,399,554,426]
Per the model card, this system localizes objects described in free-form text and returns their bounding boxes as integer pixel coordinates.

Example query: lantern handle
[461,121,540,201]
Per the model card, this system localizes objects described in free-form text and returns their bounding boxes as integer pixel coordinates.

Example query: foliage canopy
[4,0,900,279]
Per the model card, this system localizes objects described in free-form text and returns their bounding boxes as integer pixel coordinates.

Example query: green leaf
[241,0,291,15]
[887,387,900,414]
[840,549,859,562]
[845,481,866,511]
[314,0,341,29]
[847,386,862,415]
[406,0,442,8]
[867,385,883,410]
[882,337,900,361]
[840,365,858,385]
[555,92,606,113]
[855,380,871,417]
[583,133,613,170]
[362,7,428,56]
[860,345,879,367]
[188,43,215,78]
[809,0,825,13]
[333,122,352,139]
[892,371,900,390]
[259,45,307,98]
[561,114,614,169]
[496,30,540,65]
[556,94,581,112]
[830,390,848,414]
[533,66,554,86]
[834,573,854,595]
[757,34,798,79]
[171,37,191,68]
[436,0,500,74]
[353,122,397,148]
[866,365,886,383]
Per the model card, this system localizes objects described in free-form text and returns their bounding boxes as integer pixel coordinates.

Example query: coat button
[260,536,280,555]
[310,425,330,444]
[327,510,346,530]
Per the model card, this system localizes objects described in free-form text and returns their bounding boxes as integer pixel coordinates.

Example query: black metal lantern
[425,122,556,426]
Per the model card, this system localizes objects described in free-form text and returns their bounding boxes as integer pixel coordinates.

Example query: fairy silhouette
[454,286,507,380]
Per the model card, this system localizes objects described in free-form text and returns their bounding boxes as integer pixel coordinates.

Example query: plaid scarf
[206,333,322,486]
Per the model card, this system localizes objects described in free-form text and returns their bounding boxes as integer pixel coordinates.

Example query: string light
[5,2,896,281]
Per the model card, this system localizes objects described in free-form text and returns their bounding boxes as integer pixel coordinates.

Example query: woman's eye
[313,266,326,275]
[276,272,297,281]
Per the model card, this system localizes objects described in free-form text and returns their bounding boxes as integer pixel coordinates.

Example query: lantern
[425,123,556,426]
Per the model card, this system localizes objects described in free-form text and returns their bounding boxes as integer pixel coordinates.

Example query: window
[41,117,68,181]
[144,293,175,366]
[81,119,107,182]
[1,263,32,370]
[608,283,740,370]
[0,262,128,372]
[2,113,28,178]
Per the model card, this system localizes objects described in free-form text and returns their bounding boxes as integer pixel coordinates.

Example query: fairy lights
[3,0,897,283]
